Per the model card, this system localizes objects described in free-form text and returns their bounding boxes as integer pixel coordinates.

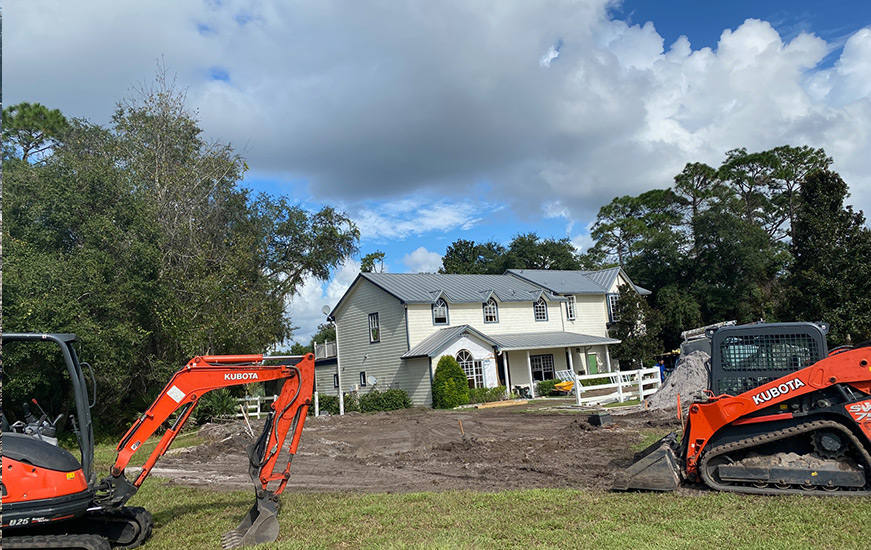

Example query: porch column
[604,345,612,372]
[503,351,512,398]
[526,350,535,398]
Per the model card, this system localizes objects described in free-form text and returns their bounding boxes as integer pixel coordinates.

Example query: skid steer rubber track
[1,534,112,550]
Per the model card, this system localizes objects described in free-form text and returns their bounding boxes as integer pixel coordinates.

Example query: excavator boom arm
[103,353,315,504]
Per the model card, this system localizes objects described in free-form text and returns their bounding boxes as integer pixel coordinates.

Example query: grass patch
[603,399,641,408]
[130,485,871,550]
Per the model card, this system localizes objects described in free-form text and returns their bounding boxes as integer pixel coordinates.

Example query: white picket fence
[235,394,280,419]
[236,392,323,418]
[573,367,662,407]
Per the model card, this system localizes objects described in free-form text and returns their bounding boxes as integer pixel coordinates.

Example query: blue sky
[5,0,871,342]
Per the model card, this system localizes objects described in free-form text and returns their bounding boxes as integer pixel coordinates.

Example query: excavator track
[1,534,111,550]
[700,419,871,496]
[1,507,153,550]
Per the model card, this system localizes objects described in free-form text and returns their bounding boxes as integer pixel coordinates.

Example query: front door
[587,353,598,375]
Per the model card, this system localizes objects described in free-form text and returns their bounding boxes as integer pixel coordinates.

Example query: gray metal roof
[401,325,497,358]
[488,331,621,351]
[361,272,563,304]
[401,325,620,358]
[507,267,651,296]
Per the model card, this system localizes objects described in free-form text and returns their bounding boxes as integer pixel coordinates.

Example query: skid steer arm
[97,353,315,509]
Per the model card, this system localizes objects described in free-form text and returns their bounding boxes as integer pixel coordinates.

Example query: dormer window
[533,297,548,321]
[432,298,449,325]
[483,298,498,323]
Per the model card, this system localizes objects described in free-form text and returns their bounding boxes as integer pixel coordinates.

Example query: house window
[368,313,380,343]
[456,349,484,388]
[432,298,449,325]
[360,371,367,387]
[483,298,498,323]
[608,294,620,322]
[530,354,555,382]
[566,296,577,321]
[333,373,339,388]
[533,297,548,321]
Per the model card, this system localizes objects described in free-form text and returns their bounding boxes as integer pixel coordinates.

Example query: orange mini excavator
[1,333,315,549]
[616,322,871,495]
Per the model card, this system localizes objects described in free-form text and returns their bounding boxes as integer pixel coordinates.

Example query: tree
[608,284,662,369]
[432,355,469,409]
[2,102,70,162]
[361,250,385,273]
[501,233,583,271]
[3,81,360,431]
[780,170,871,344]
[440,239,505,274]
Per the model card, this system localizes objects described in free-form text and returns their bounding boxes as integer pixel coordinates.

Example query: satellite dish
[321,305,331,315]
[368,376,378,386]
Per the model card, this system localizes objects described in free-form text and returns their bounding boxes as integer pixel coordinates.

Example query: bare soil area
[152,400,681,494]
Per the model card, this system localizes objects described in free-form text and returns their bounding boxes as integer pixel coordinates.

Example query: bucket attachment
[221,491,280,549]
[612,432,682,492]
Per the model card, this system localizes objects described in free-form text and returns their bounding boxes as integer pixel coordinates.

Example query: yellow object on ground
[554,380,574,393]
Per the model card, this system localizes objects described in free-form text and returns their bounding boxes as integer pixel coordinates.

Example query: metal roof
[360,272,563,304]
[506,267,651,296]
[488,331,621,351]
[401,325,497,358]
[401,325,620,358]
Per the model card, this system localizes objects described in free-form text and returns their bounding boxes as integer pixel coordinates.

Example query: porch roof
[489,331,620,352]
[401,325,619,358]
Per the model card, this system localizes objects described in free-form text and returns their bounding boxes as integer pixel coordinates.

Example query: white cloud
[353,198,488,241]
[285,260,360,343]
[402,247,443,273]
[5,2,871,226]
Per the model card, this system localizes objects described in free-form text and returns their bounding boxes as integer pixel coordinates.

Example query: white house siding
[334,278,412,398]
[434,334,499,388]
[407,300,564,348]
[314,364,338,395]
[562,295,609,337]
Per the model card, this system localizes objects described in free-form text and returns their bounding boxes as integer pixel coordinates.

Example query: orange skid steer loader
[615,322,871,495]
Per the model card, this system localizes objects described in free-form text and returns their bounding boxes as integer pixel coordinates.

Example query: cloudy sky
[5,0,871,343]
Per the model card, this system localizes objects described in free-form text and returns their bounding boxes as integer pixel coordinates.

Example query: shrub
[312,393,360,416]
[468,385,507,404]
[579,375,611,387]
[536,379,559,397]
[196,388,237,424]
[432,355,469,409]
[359,388,413,412]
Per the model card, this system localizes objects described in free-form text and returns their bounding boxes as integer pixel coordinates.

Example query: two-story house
[319,267,648,406]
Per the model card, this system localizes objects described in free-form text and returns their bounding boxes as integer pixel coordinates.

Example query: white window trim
[608,294,620,322]
[566,296,576,321]
[432,298,449,325]
[483,298,499,323]
[368,312,380,343]
[533,297,548,322]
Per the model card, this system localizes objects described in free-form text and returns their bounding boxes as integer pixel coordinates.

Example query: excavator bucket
[221,493,280,549]
[612,432,682,492]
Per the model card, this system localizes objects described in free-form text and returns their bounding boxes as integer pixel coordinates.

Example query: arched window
[456,349,484,388]
[432,298,449,325]
[483,298,498,323]
[533,297,548,321]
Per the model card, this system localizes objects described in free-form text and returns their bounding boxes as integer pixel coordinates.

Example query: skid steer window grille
[719,333,820,373]
[712,325,828,396]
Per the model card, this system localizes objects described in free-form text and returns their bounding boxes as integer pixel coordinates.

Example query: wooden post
[616,371,625,403]
[637,369,644,401]
[526,350,535,398]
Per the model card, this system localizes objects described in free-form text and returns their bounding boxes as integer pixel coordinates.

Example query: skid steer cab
[615,322,871,496]
[1,332,315,550]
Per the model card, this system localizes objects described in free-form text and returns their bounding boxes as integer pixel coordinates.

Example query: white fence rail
[573,367,662,407]
[236,392,322,418]
[235,394,279,419]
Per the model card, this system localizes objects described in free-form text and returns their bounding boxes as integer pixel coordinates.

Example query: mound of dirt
[647,350,710,411]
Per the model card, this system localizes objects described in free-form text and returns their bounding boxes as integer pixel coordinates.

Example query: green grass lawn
[101,431,871,550]
[133,483,871,550]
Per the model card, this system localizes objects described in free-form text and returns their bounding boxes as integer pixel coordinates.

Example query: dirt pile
[647,350,710,411]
